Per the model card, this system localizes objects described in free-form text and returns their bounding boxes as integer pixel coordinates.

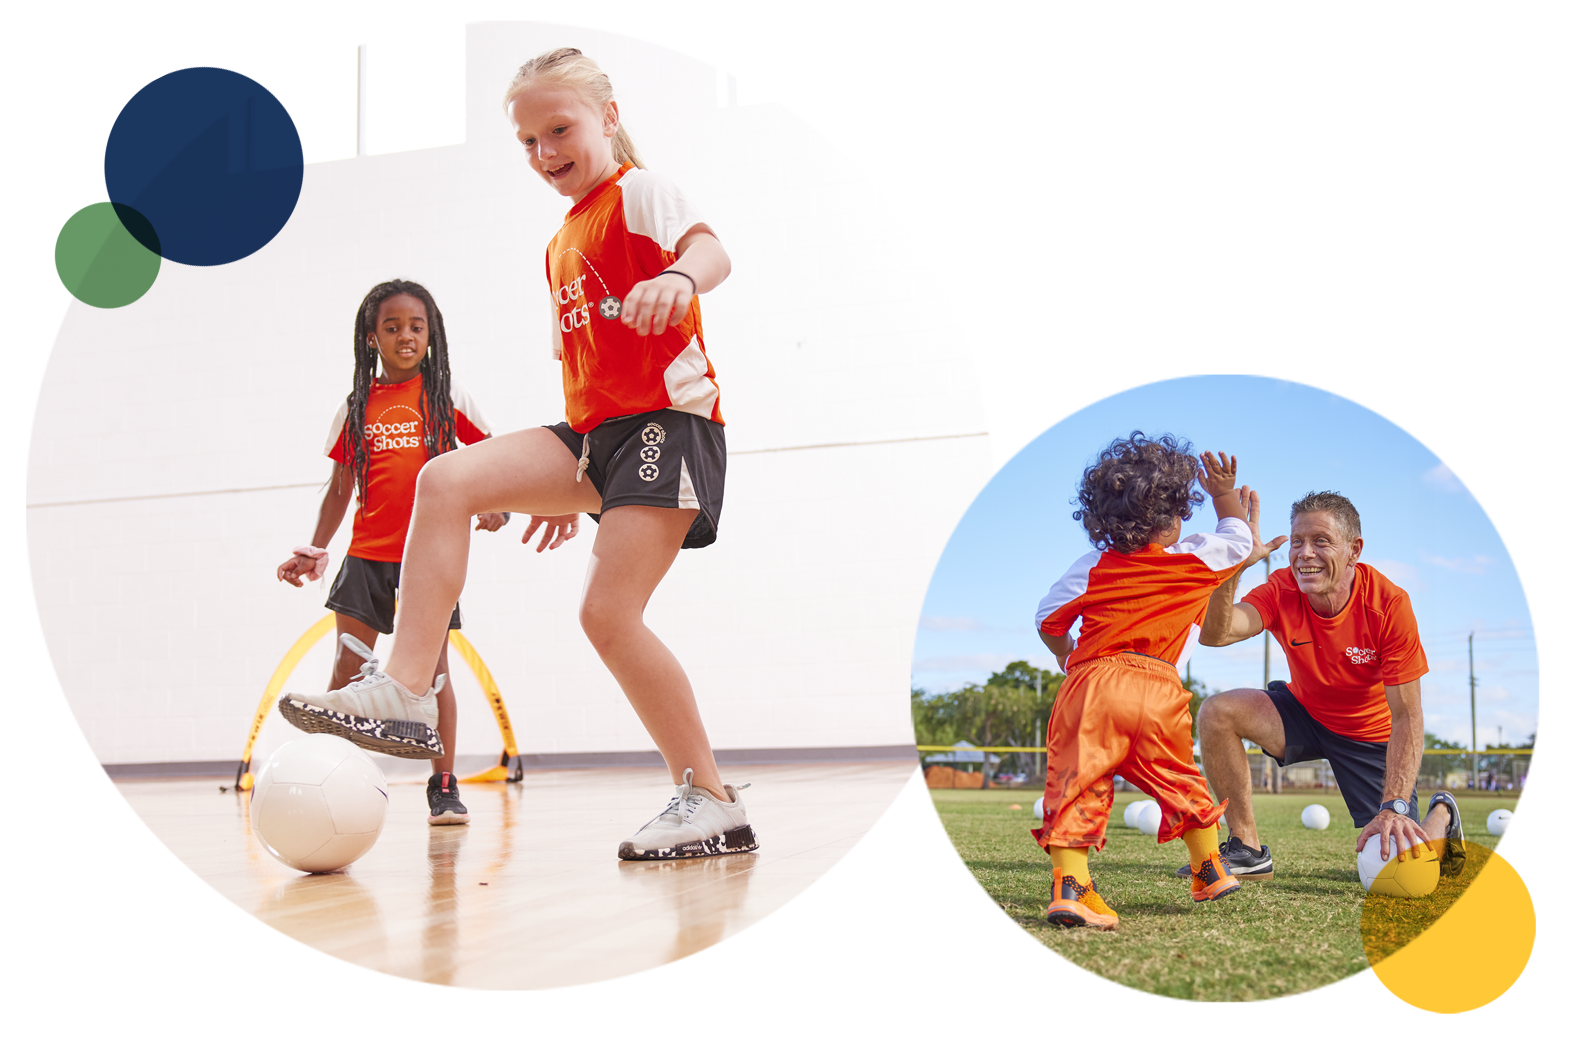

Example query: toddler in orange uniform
[1033,433,1257,928]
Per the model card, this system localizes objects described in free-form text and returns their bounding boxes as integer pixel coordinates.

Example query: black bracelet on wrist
[658,269,697,295]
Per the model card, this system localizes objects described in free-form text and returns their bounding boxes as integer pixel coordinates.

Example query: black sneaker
[1172,836,1273,881]
[1429,791,1467,877]
[426,772,470,826]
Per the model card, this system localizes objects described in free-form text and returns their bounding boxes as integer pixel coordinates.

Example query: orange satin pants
[1032,653,1227,853]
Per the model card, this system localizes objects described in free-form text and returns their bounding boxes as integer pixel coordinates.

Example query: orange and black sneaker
[1190,851,1241,902]
[1045,867,1120,930]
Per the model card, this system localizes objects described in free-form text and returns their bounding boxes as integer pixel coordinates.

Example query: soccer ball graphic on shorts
[1487,808,1512,836]
[1357,834,1440,897]
[250,735,389,873]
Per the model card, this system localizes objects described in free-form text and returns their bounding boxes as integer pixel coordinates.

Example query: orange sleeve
[1241,578,1280,634]
[1379,588,1429,686]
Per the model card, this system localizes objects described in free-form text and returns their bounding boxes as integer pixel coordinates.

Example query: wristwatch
[1378,799,1410,817]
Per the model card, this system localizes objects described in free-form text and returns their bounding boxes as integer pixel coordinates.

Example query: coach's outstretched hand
[474,513,508,532]
[522,513,580,553]
[1235,486,1288,573]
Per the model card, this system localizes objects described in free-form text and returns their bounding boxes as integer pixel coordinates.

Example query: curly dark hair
[1073,432,1204,554]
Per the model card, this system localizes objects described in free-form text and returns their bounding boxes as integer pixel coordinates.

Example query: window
[718,20,869,108]
[239,19,459,164]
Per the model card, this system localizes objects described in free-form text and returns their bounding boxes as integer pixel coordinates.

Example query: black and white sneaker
[1429,791,1466,877]
[1173,837,1274,881]
[427,772,470,826]
[618,768,758,861]
[279,635,444,759]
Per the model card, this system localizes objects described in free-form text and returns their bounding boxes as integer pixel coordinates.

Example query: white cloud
[918,616,987,632]
[1367,377,1537,428]
[1430,428,1537,500]
[1420,552,1494,575]
[1369,558,1420,587]
[1421,462,1465,493]
[912,653,1024,673]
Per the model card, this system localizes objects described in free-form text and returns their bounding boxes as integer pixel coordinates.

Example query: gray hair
[1291,491,1361,542]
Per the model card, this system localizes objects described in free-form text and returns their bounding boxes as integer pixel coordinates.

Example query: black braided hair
[344,280,458,511]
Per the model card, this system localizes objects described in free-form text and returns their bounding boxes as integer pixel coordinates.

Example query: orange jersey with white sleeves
[326,375,491,562]
[1036,517,1253,672]
[1242,563,1428,741]
[546,163,723,433]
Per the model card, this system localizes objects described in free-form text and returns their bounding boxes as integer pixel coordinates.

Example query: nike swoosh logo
[1290,639,1312,647]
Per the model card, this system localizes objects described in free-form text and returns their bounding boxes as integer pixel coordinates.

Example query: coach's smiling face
[1289,509,1364,616]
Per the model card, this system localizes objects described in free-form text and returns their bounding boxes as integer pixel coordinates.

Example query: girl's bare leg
[579,505,723,797]
[383,429,598,691]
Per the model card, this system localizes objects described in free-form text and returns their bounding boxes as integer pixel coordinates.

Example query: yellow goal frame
[233,613,523,790]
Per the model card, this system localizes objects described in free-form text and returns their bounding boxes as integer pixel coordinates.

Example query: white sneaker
[278,634,445,759]
[618,768,758,861]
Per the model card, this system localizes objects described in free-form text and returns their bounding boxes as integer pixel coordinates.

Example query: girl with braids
[1031,435,1260,929]
[282,48,755,862]
[277,279,506,826]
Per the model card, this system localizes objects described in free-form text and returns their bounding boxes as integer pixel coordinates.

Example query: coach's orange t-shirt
[1242,563,1428,742]
[545,164,723,433]
[1038,518,1253,671]
[326,376,490,563]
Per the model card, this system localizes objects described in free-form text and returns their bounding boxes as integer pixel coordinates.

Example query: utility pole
[1469,631,1478,789]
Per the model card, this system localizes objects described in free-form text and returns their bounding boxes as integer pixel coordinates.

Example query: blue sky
[913,376,1538,748]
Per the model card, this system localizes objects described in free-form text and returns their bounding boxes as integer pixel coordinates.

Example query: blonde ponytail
[502,48,646,169]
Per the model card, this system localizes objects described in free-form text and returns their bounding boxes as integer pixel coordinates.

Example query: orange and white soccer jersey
[1242,563,1428,741]
[326,375,491,563]
[1036,517,1253,671]
[546,163,722,433]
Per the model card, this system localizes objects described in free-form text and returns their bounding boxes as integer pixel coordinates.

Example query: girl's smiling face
[506,84,621,203]
[370,293,429,383]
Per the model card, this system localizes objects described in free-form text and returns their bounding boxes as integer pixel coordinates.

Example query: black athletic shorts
[1265,680,1417,828]
[546,408,725,550]
[325,554,462,636]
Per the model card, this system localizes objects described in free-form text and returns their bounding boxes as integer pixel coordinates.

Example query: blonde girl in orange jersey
[281,48,754,861]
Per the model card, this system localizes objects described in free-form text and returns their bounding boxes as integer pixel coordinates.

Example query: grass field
[930,788,1508,1001]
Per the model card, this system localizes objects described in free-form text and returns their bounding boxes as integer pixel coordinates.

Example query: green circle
[55,203,161,308]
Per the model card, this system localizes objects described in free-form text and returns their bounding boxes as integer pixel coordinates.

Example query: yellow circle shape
[1364,842,1534,1013]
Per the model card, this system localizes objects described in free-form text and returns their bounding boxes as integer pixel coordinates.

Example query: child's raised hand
[474,513,508,533]
[620,272,693,338]
[1197,451,1238,497]
[521,513,580,553]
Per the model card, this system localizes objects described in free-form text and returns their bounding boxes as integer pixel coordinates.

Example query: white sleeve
[323,400,349,456]
[1035,550,1100,634]
[1168,515,1253,572]
[617,168,708,252]
[448,380,492,436]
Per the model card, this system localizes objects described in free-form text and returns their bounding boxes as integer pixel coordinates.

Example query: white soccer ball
[1486,809,1512,836]
[1134,800,1162,837]
[250,735,389,873]
[1357,833,1440,897]
[1122,799,1147,828]
[1301,804,1331,830]
[1033,796,1046,822]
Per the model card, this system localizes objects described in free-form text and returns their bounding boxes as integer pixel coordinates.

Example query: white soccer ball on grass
[1301,804,1331,830]
[1134,800,1162,837]
[1486,809,1512,836]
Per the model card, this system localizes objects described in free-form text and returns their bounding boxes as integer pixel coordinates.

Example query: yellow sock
[1183,827,1219,870]
[1049,846,1090,884]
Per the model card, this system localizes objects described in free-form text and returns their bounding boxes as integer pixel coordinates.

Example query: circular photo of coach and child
[911,376,1537,1008]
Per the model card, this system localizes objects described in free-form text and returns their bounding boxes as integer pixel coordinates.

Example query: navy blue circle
[104,67,303,267]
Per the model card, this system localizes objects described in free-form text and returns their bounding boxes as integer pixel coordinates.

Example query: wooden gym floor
[115,761,913,989]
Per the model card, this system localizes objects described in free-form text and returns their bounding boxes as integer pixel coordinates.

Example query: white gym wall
[27,23,990,770]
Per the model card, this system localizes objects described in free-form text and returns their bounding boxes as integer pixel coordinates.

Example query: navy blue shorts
[326,555,462,636]
[1265,680,1417,828]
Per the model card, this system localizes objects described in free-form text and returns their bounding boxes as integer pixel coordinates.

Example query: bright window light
[255,22,357,164]
[365,20,463,155]
[721,20,869,107]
